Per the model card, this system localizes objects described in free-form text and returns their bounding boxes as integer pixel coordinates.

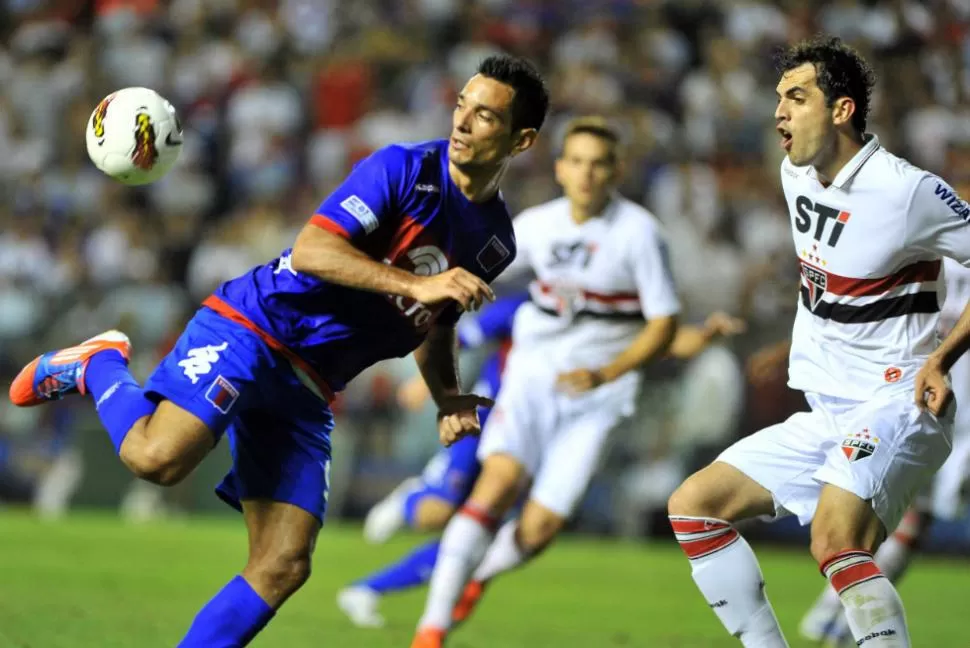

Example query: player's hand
[409,268,495,312]
[436,393,495,447]
[704,311,747,338]
[746,340,790,388]
[556,368,606,396]
[915,355,953,416]
[397,375,432,412]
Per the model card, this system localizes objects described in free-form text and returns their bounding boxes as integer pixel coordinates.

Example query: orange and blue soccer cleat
[409,627,446,648]
[451,579,487,627]
[8,330,131,407]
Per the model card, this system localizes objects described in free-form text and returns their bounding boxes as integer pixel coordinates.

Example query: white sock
[822,551,910,646]
[418,504,496,630]
[671,516,788,647]
[472,520,530,582]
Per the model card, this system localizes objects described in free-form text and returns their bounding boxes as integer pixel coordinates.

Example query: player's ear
[831,96,856,128]
[511,128,538,156]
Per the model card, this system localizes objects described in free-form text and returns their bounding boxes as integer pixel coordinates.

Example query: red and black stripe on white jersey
[529,279,644,321]
[799,258,941,323]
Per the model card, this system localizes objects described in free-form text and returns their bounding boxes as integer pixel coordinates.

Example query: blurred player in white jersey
[799,257,970,646]
[411,117,681,648]
[668,36,970,648]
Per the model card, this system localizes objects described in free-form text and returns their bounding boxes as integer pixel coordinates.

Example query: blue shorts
[144,307,333,523]
[417,350,503,505]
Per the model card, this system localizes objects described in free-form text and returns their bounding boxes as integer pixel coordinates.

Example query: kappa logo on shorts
[842,428,880,462]
[178,341,229,384]
[205,375,239,414]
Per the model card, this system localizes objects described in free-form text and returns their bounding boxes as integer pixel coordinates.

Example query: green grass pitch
[0,512,966,647]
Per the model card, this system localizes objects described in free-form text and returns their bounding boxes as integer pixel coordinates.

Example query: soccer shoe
[9,330,131,407]
[363,476,421,544]
[798,595,844,642]
[336,586,385,629]
[409,627,446,648]
[451,579,486,626]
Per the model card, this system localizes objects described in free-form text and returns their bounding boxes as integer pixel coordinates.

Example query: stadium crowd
[1,0,970,539]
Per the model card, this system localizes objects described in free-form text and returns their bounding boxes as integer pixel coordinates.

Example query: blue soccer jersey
[205,140,517,398]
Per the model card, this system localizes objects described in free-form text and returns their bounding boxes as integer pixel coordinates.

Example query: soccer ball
[85,87,183,186]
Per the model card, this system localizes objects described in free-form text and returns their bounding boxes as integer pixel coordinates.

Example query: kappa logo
[178,341,229,384]
[801,262,827,310]
[842,428,880,462]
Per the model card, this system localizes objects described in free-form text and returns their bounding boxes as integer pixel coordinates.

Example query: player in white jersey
[411,117,681,648]
[799,257,970,646]
[667,36,970,648]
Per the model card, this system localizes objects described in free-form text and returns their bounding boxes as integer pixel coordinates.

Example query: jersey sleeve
[310,145,410,240]
[906,175,970,266]
[631,223,681,319]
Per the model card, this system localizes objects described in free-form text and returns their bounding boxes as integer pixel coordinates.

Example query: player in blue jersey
[8,55,549,647]
[337,292,526,628]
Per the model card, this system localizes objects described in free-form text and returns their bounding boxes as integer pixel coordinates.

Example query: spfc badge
[802,262,827,311]
[842,429,879,462]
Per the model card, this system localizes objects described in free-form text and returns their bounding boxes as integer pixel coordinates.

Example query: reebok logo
[709,600,728,609]
[857,629,896,645]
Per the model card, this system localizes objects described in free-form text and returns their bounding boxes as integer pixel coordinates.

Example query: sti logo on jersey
[802,263,827,310]
[842,429,879,462]
[795,197,851,247]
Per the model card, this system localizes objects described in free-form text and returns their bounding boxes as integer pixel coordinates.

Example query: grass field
[0,512,967,647]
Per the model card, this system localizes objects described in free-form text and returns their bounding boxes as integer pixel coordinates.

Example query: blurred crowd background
[2,0,970,550]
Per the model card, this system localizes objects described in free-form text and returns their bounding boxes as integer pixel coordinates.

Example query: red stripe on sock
[677,528,739,559]
[819,550,871,576]
[829,560,882,594]
[459,504,498,531]
[669,517,730,535]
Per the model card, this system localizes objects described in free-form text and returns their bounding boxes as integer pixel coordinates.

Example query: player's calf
[813,484,911,647]
[668,463,788,647]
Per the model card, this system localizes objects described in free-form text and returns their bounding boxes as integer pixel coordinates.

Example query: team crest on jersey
[841,428,879,462]
[801,262,827,311]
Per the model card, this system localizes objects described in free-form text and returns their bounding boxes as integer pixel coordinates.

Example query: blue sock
[85,350,157,454]
[178,575,275,647]
[403,488,432,527]
[358,540,441,594]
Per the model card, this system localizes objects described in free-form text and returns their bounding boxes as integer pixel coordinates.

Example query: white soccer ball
[85,87,183,186]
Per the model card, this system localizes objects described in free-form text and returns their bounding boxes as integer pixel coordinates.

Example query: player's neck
[570,196,611,224]
[448,162,505,203]
[814,130,865,187]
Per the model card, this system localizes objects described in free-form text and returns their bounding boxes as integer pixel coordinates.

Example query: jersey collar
[827,133,881,189]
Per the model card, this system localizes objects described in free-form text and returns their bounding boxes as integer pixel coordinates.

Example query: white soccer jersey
[503,195,680,372]
[941,257,970,334]
[783,134,970,401]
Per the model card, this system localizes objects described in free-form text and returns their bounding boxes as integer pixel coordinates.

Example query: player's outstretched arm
[556,315,678,394]
[414,324,493,446]
[291,225,420,298]
[668,311,746,360]
[291,225,495,310]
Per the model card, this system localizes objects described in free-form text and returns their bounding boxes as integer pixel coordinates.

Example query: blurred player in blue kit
[8,55,549,647]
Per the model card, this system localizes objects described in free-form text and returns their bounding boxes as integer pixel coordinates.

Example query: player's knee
[471,455,525,512]
[250,548,313,596]
[809,521,881,565]
[120,439,188,487]
[413,498,456,531]
[516,513,563,552]
[667,472,719,519]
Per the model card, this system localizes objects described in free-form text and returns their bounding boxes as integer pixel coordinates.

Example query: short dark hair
[477,55,549,133]
[562,116,621,161]
[775,35,876,133]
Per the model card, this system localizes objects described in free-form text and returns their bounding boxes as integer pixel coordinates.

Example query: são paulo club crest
[801,262,827,311]
[841,428,879,462]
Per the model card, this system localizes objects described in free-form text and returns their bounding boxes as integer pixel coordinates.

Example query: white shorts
[717,392,952,532]
[477,362,637,517]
